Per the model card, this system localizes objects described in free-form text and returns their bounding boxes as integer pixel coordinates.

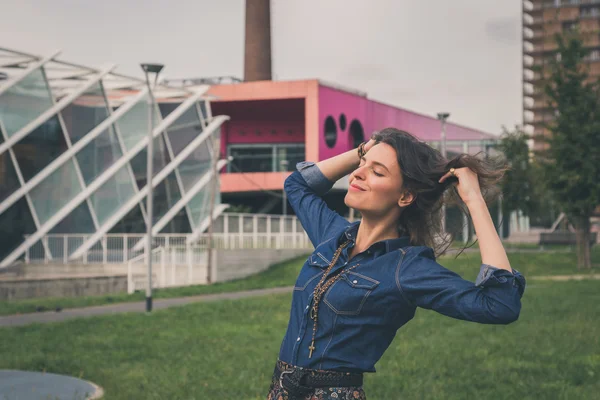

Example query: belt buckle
[279,369,293,388]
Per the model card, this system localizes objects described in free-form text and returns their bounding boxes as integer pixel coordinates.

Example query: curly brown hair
[371,127,507,256]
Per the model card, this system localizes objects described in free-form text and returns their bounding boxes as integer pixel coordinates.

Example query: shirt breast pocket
[293,246,333,291]
[323,271,380,315]
[294,260,327,292]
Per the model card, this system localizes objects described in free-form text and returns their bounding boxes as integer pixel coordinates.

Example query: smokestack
[244,0,272,81]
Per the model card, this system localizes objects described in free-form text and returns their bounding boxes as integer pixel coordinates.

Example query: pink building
[208,79,496,214]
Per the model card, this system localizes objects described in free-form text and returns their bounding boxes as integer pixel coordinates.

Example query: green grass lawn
[1,247,598,317]
[0,277,598,399]
[442,246,600,277]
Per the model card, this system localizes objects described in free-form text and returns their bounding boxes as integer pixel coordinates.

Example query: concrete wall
[214,248,309,283]
[0,275,127,300]
[4,263,129,279]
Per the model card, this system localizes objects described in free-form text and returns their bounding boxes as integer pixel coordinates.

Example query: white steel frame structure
[68,115,229,261]
[0,47,228,267]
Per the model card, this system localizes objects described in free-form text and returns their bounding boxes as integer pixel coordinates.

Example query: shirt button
[297,337,301,342]
[353,280,358,284]
[306,305,309,310]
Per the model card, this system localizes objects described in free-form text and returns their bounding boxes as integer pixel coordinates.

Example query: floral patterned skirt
[266,360,367,400]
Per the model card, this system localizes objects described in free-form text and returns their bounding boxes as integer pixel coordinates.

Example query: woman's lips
[349,183,366,191]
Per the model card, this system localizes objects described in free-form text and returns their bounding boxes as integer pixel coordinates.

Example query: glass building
[0,48,228,267]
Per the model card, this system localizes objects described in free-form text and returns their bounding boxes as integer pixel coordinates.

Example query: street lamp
[437,112,450,159]
[140,63,164,313]
[437,112,450,236]
[280,159,289,215]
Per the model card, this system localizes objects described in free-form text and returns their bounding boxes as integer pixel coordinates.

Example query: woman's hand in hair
[440,165,513,274]
[363,137,378,153]
[438,167,484,206]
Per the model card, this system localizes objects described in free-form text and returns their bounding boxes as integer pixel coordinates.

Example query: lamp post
[437,112,450,159]
[140,63,164,313]
[206,134,220,285]
[437,112,450,236]
[280,159,289,215]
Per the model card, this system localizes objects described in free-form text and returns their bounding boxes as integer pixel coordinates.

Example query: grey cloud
[339,64,396,82]
[485,17,520,44]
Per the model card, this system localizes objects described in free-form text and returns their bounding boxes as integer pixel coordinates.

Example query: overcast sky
[1,0,522,135]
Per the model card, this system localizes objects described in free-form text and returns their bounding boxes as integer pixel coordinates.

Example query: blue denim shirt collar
[339,221,411,257]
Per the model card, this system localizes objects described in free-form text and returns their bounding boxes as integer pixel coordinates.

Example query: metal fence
[126,245,208,293]
[25,213,312,264]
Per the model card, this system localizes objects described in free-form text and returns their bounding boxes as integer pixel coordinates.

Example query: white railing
[193,232,310,250]
[24,212,312,264]
[127,245,208,294]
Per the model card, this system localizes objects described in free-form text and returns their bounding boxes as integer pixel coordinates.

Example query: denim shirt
[278,161,526,373]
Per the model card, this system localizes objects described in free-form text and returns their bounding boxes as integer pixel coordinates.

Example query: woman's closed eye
[359,161,384,177]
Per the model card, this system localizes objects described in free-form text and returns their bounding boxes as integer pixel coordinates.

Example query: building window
[324,116,338,148]
[348,119,364,149]
[339,114,347,131]
[227,144,305,173]
[581,7,600,18]
[586,49,600,61]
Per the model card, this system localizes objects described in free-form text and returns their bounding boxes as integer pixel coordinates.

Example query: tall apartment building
[523,0,600,150]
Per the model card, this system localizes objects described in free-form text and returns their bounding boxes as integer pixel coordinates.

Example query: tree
[528,161,559,229]
[497,127,558,229]
[538,33,600,269]
[498,126,535,221]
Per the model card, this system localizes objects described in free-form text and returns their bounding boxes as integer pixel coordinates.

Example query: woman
[266,128,526,400]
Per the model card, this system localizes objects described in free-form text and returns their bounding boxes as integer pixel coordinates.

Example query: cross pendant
[308,343,316,358]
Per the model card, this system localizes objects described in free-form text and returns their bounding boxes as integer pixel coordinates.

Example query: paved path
[529,274,600,281]
[0,286,293,328]
[2,271,599,329]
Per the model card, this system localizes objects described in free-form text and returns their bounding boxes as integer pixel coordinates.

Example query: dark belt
[275,361,363,400]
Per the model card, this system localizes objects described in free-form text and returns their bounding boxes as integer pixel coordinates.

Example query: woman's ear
[398,191,416,208]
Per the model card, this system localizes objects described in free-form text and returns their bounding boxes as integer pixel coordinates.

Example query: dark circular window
[349,119,364,149]
[339,114,347,131]
[324,116,337,148]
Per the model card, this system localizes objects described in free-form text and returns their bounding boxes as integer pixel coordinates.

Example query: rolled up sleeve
[295,161,334,195]
[284,161,349,247]
[476,264,526,298]
[397,248,526,325]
